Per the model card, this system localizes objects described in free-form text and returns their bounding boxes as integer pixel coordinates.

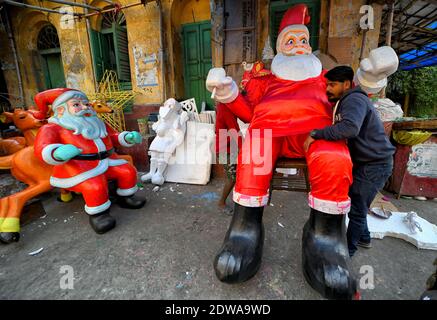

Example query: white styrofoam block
[346,212,437,250]
[164,121,215,185]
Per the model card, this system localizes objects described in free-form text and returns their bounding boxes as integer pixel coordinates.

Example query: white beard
[49,111,108,140]
[271,53,322,81]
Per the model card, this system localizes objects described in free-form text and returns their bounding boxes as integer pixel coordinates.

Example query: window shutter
[113,25,131,83]
[89,28,105,82]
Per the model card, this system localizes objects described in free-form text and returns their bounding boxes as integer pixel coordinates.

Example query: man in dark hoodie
[304,66,395,257]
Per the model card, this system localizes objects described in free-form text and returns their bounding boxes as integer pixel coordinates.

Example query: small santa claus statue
[34,88,146,234]
[206,4,357,299]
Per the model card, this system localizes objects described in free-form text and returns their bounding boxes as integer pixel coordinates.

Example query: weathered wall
[327,0,383,70]
[0,0,383,109]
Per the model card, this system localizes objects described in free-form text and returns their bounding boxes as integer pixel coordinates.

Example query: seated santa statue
[206,4,358,299]
[34,88,146,234]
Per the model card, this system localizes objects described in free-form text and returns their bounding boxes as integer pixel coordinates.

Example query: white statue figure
[354,46,399,94]
[141,98,189,185]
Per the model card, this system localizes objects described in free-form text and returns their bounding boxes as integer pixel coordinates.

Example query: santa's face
[271,25,321,81]
[66,98,94,117]
[49,95,107,140]
[276,28,311,56]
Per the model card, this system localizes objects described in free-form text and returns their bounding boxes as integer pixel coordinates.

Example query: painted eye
[286,39,294,45]
[302,39,308,44]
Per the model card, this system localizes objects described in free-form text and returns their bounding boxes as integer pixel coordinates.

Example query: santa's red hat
[278,4,311,36]
[32,88,85,120]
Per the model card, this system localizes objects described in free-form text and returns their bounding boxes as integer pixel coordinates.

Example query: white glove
[205,68,239,103]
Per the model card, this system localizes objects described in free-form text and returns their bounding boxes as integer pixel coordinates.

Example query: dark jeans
[347,158,393,257]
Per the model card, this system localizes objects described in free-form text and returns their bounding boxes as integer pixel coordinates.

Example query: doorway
[37,24,66,89]
[182,20,213,110]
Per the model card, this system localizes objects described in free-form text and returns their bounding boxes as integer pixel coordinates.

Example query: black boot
[302,208,358,299]
[116,195,146,209]
[214,203,264,283]
[89,209,116,234]
[0,232,20,244]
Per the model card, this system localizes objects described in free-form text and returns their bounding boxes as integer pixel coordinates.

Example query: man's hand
[303,135,315,153]
[206,68,239,103]
[53,144,82,161]
[125,131,142,144]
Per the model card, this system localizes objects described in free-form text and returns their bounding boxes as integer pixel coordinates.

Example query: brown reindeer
[91,99,114,114]
[0,109,45,156]
[0,145,52,243]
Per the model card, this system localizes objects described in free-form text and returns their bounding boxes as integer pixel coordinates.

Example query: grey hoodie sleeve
[313,95,368,141]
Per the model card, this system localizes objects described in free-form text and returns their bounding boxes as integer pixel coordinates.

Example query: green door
[40,49,66,89]
[182,21,213,110]
[270,0,321,52]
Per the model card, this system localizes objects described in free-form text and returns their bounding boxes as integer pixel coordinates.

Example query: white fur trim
[85,199,111,215]
[108,158,128,166]
[93,138,107,152]
[118,131,134,147]
[233,190,269,207]
[308,193,351,215]
[116,185,138,197]
[277,24,309,39]
[52,90,87,109]
[50,159,109,189]
[42,144,68,165]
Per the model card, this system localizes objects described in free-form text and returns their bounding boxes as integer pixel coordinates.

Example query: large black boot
[214,203,264,283]
[89,209,116,234]
[0,232,20,244]
[116,195,146,209]
[302,208,358,299]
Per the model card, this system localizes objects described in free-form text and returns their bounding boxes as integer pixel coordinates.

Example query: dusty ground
[0,177,436,300]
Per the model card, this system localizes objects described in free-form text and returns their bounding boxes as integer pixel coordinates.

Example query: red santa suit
[227,71,352,213]
[35,123,138,215]
[32,88,140,216]
[212,11,352,214]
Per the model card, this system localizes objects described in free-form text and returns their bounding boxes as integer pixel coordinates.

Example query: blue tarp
[399,22,437,70]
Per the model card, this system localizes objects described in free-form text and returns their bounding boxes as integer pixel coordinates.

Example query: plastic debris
[269,203,275,207]
[152,186,160,192]
[403,212,423,234]
[371,207,392,219]
[278,222,285,228]
[28,248,44,256]
[170,187,175,192]
[414,196,427,201]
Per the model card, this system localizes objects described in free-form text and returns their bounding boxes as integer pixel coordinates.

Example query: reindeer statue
[0,108,45,156]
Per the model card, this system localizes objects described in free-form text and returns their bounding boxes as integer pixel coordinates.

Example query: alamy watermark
[359,265,375,290]
[360,5,375,30]
[59,265,75,290]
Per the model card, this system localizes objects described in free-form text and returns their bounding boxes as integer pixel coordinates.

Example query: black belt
[73,149,114,160]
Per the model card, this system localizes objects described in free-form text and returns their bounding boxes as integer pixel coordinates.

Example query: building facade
[0,0,384,112]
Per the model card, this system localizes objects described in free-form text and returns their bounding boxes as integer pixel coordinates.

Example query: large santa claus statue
[34,88,146,234]
[206,4,357,299]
